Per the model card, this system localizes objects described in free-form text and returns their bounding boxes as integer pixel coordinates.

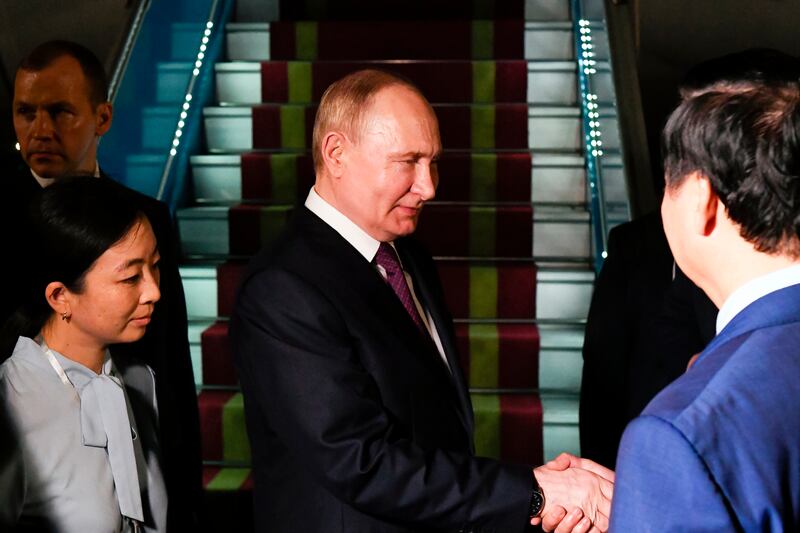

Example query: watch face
[531,489,545,517]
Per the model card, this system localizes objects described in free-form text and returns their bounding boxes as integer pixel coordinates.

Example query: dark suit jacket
[0,163,202,530]
[611,283,800,531]
[579,212,717,469]
[230,208,533,533]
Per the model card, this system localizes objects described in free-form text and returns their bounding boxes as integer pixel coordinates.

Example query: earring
[61,312,70,321]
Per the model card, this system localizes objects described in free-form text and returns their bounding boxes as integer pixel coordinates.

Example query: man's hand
[529,453,615,533]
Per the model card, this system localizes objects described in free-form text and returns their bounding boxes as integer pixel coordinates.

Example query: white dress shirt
[305,188,450,370]
[31,162,101,188]
[716,263,800,334]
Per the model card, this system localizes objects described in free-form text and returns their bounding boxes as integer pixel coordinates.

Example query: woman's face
[65,217,161,347]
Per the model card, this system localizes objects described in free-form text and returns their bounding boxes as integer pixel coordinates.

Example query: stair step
[198,388,543,465]
[191,152,538,204]
[194,321,585,391]
[217,60,530,104]
[191,152,595,205]
[536,267,594,320]
[203,103,534,152]
[156,62,193,104]
[269,20,525,61]
[415,205,534,258]
[201,468,254,530]
[176,204,591,259]
[198,320,543,388]
[180,261,593,321]
[225,21,605,63]
[170,22,207,61]
[215,59,615,106]
[201,104,617,153]
[272,0,525,21]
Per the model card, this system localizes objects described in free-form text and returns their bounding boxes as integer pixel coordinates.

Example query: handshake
[530,453,615,533]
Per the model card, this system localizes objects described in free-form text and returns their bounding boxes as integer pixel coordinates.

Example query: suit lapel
[296,210,474,440]
[397,239,475,441]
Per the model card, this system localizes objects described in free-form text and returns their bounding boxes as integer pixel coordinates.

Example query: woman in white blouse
[0,177,167,532]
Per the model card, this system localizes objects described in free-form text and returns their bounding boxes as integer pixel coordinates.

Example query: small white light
[590,121,597,128]
[589,68,597,74]
[202,36,209,44]
[185,94,193,102]
[193,68,200,76]
[195,60,202,68]
[14,142,20,151]
[173,139,180,147]
[598,150,604,156]
[200,44,207,52]
[590,130,598,137]
[183,103,190,110]
[178,120,185,128]
[206,21,214,29]
[175,130,183,138]
[601,250,608,259]
[579,19,589,26]
[591,140,598,147]
[180,111,188,119]
[204,28,212,36]
[197,52,205,60]
[596,140,603,146]
[170,148,177,156]
[592,149,599,156]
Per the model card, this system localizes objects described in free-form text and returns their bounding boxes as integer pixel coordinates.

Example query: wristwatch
[529,483,545,519]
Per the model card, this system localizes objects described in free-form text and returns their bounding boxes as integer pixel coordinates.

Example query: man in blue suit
[610,74,800,530]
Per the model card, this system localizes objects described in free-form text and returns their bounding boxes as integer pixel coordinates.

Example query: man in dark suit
[231,69,614,533]
[1,40,201,529]
[611,70,800,531]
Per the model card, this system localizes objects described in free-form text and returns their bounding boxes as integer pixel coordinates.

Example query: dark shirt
[579,212,717,468]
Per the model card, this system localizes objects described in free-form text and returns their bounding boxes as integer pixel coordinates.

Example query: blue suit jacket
[610,283,800,532]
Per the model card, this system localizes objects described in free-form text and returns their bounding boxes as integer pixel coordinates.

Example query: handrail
[156,0,233,205]
[107,0,151,103]
[603,0,656,217]
[570,0,608,273]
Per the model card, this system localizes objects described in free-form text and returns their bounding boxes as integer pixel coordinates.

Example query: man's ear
[689,171,719,237]
[44,281,71,316]
[320,131,347,178]
[95,102,113,137]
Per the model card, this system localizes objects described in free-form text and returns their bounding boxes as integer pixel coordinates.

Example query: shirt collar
[716,263,800,333]
[304,187,383,262]
[30,162,101,188]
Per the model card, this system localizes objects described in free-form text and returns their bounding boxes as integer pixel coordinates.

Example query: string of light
[169,20,214,158]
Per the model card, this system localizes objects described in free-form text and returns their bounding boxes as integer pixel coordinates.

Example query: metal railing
[108,0,151,103]
[157,0,234,207]
[570,0,609,273]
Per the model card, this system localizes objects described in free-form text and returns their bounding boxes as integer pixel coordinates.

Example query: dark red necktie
[374,242,427,334]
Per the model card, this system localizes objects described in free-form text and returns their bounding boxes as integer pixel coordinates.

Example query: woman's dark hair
[2,177,148,343]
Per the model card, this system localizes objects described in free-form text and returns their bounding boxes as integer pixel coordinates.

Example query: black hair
[2,177,148,343]
[679,48,800,99]
[663,86,800,256]
[17,40,108,106]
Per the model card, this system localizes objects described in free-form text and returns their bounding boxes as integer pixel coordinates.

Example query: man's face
[13,55,111,179]
[336,85,441,242]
